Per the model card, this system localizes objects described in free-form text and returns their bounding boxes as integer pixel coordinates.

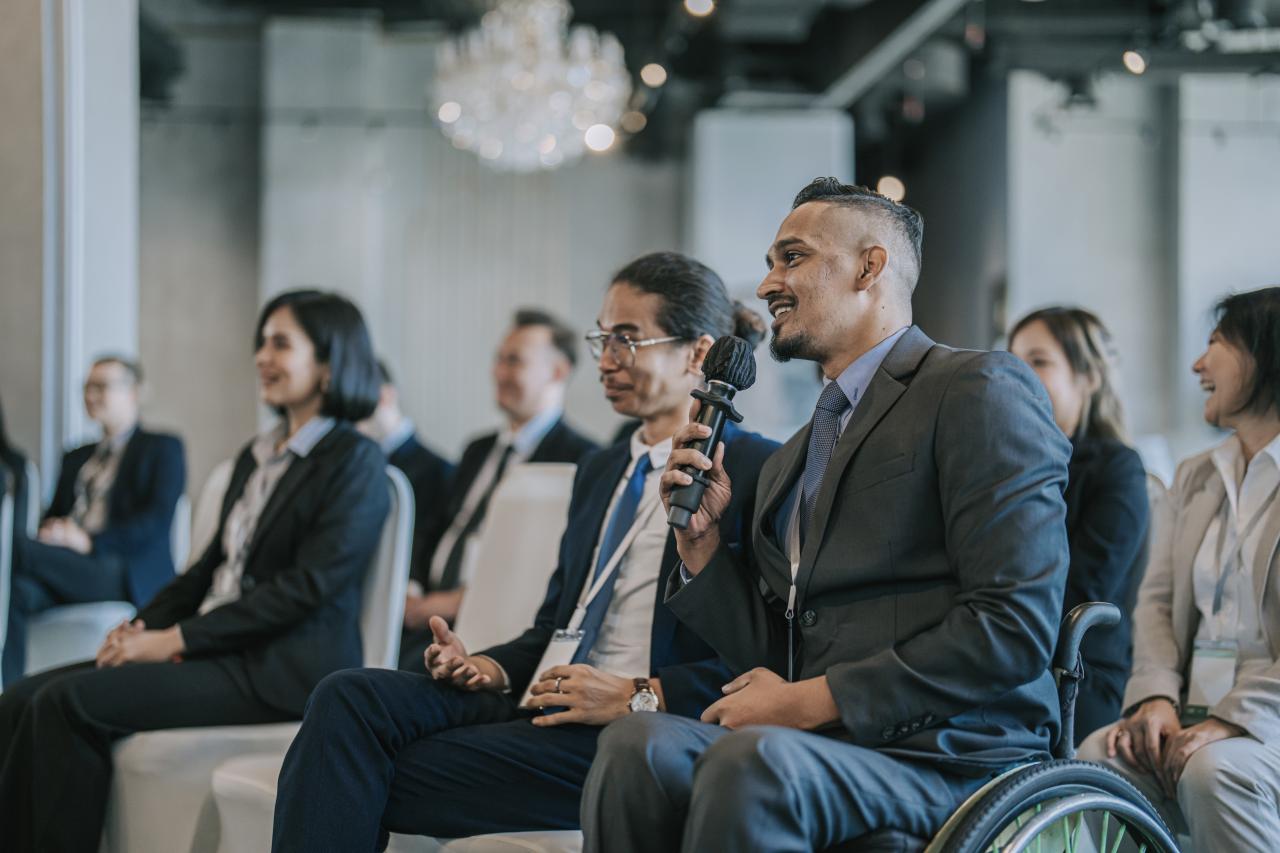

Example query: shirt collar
[254,416,336,466]
[628,424,672,472]
[381,418,416,455]
[1209,430,1280,502]
[830,326,910,411]
[99,425,136,454]
[503,405,562,457]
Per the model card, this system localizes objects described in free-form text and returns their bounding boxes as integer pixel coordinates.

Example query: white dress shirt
[583,428,672,679]
[198,417,335,614]
[426,406,563,588]
[1191,431,1280,682]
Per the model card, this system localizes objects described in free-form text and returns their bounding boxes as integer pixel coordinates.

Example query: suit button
[240,575,256,592]
[881,726,895,741]
[800,610,817,627]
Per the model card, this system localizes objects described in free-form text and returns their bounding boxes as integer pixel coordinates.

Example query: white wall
[259,19,683,455]
[685,109,855,441]
[138,0,263,491]
[1007,71,1176,447]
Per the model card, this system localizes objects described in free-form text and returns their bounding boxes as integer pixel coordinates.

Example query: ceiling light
[1122,49,1148,75]
[437,101,462,123]
[584,124,616,152]
[640,63,668,87]
[877,176,906,202]
[684,0,715,18]
[620,111,648,133]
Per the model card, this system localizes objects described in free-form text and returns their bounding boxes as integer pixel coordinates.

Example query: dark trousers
[2,538,130,685]
[582,713,990,853]
[0,657,293,853]
[272,669,603,853]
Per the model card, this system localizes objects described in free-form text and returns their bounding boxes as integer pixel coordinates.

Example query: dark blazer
[413,416,599,590]
[2,447,29,571]
[668,327,1072,775]
[137,423,389,715]
[46,428,186,606]
[479,423,778,719]
[1064,436,1150,738]
[388,433,455,585]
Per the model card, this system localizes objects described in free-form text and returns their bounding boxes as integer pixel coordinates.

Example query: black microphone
[667,335,757,530]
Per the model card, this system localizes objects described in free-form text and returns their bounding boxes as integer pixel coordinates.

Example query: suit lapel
[1254,491,1280,622]
[243,434,334,564]
[106,430,144,510]
[562,445,630,620]
[799,327,934,594]
[1177,469,1224,597]
[529,419,564,463]
[751,430,807,597]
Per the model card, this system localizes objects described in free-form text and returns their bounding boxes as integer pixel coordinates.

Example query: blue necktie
[800,381,850,535]
[571,454,653,664]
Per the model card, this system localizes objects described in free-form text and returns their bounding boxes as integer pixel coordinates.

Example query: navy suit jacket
[387,434,455,585]
[479,422,779,719]
[46,428,186,606]
[414,417,599,590]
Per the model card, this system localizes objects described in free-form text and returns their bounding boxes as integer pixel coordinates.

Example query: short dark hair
[375,359,394,387]
[513,308,579,369]
[92,355,143,385]
[610,252,766,349]
[791,177,924,286]
[255,289,381,422]
[1213,286,1280,418]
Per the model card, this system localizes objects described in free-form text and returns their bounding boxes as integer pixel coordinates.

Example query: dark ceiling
[141,0,1280,177]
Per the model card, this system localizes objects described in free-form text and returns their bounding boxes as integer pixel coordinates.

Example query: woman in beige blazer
[1079,286,1280,852]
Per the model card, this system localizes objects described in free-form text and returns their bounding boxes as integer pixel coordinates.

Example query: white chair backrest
[0,492,13,667]
[455,462,576,653]
[186,458,235,573]
[170,495,191,574]
[23,459,39,537]
[360,466,414,669]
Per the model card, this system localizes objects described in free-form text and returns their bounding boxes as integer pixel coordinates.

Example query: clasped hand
[94,619,185,668]
[1105,698,1244,797]
[525,664,634,727]
[702,668,837,730]
[38,517,92,554]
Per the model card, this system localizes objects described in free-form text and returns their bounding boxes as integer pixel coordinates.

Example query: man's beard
[770,329,820,363]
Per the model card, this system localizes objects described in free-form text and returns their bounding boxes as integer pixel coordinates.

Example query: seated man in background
[399,308,597,670]
[359,359,454,587]
[1079,287,1280,853]
[271,252,778,852]
[1,356,185,685]
[583,179,1071,852]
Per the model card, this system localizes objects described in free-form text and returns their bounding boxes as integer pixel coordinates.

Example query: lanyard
[1211,480,1280,617]
[567,495,662,631]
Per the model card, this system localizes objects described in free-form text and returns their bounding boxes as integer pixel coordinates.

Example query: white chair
[23,458,40,537]
[0,492,14,680]
[188,459,235,571]
[103,466,413,853]
[211,463,577,853]
[23,493,192,676]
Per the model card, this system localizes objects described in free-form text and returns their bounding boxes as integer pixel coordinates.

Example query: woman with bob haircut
[1079,286,1280,852]
[1009,306,1150,740]
[0,289,391,853]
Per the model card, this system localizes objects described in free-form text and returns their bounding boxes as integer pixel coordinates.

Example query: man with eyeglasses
[398,309,598,671]
[271,251,778,852]
[2,356,186,685]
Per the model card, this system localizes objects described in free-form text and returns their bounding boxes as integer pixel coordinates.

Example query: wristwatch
[628,677,659,713]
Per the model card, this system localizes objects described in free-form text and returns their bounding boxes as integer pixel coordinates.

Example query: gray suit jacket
[1124,445,1280,743]
[668,326,1072,775]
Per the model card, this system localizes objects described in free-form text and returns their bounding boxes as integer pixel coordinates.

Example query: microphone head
[703,335,757,391]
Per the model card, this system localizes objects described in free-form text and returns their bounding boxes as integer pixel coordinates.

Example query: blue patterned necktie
[571,453,653,664]
[800,381,851,535]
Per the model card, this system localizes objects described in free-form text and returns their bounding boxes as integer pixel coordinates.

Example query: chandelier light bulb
[640,63,668,87]
[684,0,715,17]
[437,101,462,123]
[1122,49,1147,75]
[620,110,647,133]
[584,124,616,152]
[876,175,906,202]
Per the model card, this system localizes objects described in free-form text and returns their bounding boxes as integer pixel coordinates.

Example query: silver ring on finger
[554,676,564,694]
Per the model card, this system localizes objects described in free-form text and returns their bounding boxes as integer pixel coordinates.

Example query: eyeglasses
[585,330,683,368]
[83,380,133,395]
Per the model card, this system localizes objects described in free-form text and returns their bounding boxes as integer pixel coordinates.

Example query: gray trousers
[581,713,985,853]
[1077,725,1280,852]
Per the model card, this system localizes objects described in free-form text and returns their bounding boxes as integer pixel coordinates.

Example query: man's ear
[551,355,572,384]
[688,335,715,376]
[856,246,888,292]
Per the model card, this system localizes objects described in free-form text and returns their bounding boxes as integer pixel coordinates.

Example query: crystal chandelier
[432,0,632,173]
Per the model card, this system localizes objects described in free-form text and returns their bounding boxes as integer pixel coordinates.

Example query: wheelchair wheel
[939,760,1179,853]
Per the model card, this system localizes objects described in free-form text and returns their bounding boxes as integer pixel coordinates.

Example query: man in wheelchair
[580,178,1078,852]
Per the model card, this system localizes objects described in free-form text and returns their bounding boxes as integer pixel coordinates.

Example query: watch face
[629,690,660,713]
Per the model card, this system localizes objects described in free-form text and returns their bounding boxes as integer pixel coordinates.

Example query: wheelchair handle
[1053,602,1121,675]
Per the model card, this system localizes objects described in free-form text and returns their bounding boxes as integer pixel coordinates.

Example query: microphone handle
[666,401,730,530]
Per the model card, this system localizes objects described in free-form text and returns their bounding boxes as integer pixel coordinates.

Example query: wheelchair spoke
[1100,810,1110,849]
[1109,823,1127,853]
